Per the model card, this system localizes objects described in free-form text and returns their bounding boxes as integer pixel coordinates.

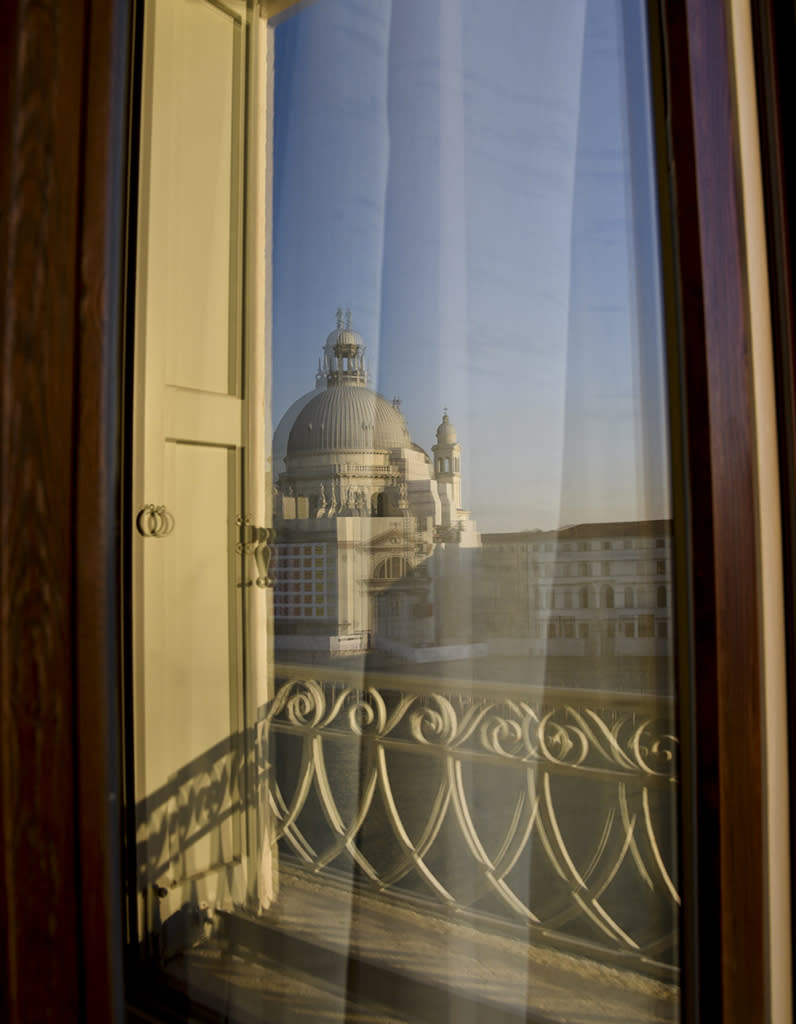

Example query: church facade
[272,312,480,659]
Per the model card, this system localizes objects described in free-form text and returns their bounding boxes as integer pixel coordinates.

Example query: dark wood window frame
[751,0,796,1007]
[0,1,783,1021]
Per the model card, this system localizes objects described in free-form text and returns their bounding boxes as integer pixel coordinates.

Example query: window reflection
[131,0,680,1021]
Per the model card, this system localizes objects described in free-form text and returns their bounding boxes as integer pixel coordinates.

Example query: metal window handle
[253,529,275,588]
[136,504,174,538]
[236,515,275,588]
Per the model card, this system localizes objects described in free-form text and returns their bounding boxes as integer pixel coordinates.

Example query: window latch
[236,515,275,588]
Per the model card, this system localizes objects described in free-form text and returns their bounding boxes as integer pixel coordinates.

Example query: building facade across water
[478,521,672,659]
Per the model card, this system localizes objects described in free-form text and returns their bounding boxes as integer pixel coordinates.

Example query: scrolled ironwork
[478,704,527,758]
[270,677,326,729]
[265,666,680,973]
[408,692,458,745]
[343,686,388,735]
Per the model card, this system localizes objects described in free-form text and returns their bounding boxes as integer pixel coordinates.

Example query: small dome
[325,308,364,358]
[325,325,364,355]
[435,411,457,446]
[321,309,368,386]
[288,385,411,455]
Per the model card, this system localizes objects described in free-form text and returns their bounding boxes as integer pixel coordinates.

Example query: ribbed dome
[272,384,324,474]
[288,385,411,455]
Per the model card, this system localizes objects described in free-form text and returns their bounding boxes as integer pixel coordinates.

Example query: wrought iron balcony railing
[264,663,679,976]
[135,661,679,988]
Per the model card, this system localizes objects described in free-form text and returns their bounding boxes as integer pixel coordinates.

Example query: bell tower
[432,409,462,510]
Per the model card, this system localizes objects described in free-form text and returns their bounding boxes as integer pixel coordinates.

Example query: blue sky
[270,0,669,532]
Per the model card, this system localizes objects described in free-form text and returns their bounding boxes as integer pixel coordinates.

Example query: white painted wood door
[131,0,274,940]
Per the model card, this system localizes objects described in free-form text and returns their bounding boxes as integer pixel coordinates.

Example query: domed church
[273,310,481,659]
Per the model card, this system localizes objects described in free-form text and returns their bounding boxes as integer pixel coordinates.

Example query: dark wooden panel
[0,2,87,1020]
[663,1,767,1020]
[0,0,126,1021]
[74,2,130,1022]
[751,0,796,999]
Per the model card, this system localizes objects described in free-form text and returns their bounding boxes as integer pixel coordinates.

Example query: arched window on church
[579,587,589,609]
[602,585,614,609]
[373,492,385,517]
[375,557,408,580]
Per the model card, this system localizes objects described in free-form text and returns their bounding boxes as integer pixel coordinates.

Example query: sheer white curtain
[271,2,587,1018]
[265,1,675,1020]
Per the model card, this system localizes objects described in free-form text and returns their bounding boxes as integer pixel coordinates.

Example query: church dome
[272,384,325,475]
[288,385,411,455]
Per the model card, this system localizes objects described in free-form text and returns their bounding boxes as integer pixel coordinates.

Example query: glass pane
[130,1,680,1021]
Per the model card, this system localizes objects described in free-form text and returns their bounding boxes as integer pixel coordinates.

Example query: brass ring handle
[136,504,174,538]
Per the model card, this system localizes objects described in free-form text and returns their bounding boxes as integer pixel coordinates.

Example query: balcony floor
[165,864,679,1024]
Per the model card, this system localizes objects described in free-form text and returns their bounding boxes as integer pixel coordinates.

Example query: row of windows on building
[275,601,330,618]
[544,616,668,639]
[521,559,668,578]
[273,547,414,618]
[491,537,668,554]
[533,585,668,610]
[274,543,332,618]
